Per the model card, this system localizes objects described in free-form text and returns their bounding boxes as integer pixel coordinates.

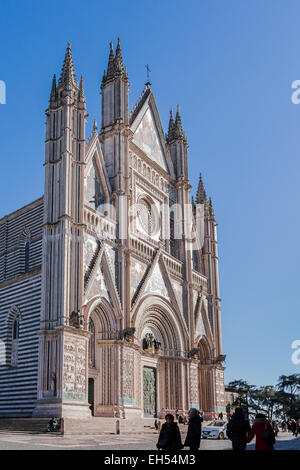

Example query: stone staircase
[0,417,197,437]
[0,418,54,434]
[0,417,159,436]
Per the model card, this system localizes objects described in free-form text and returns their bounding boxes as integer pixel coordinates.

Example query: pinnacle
[78,75,85,102]
[208,197,215,216]
[167,108,175,142]
[93,119,98,133]
[50,74,57,101]
[174,104,184,139]
[114,37,124,74]
[102,38,127,84]
[106,42,115,81]
[58,42,78,90]
[196,173,207,204]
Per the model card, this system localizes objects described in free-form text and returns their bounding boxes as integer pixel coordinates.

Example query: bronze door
[143,366,157,417]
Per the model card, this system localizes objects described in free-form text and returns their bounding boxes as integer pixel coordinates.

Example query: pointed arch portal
[87,301,118,417]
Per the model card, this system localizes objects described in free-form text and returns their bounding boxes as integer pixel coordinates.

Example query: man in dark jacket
[226,407,251,451]
[184,408,203,451]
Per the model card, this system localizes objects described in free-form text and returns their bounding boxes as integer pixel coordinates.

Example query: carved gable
[196,312,206,336]
[88,266,111,301]
[133,107,168,171]
[130,259,147,301]
[144,263,170,300]
[85,158,106,211]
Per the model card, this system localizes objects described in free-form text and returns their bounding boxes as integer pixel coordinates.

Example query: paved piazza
[0,430,299,450]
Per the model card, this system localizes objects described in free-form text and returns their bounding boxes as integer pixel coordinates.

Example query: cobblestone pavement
[0,430,299,450]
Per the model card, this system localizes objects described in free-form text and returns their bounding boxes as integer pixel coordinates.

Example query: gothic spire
[102,38,128,85]
[196,173,207,204]
[167,108,175,142]
[78,75,85,103]
[173,104,184,139]
[93,118,98,134]
[50,74,57,102]
[172,104,183,139]
[114,37,124,74]
[106,42,115,81]
[58,42,78,90]
[208,196,215,216]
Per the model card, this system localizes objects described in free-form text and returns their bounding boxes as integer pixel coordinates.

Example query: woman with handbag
[156,414,183,451]
[247,413,275,450]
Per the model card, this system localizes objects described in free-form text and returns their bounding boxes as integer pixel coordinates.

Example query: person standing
[247,413,275,450]
[296,420,300,437]
[156,414,183,451]
[291,419,297,436]
[226,407,251,451]
[184,408,203,451]
[281,420,287,432]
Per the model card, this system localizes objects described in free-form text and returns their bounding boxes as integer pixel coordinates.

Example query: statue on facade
[122,327,136,343]
[142,333,161,352]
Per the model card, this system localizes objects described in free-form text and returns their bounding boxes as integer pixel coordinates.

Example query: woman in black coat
[157,414,183,451]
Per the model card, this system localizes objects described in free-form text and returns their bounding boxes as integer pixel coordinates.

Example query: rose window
[138,199,155,235]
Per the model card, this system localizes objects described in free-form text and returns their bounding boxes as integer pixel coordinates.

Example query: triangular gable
[92,266,110,301]
[130,259,148,301]
[85,157,107,210]
[85,134,111,200]
[131,249,183,314]
[133,106,168,171]
[194,293,213,344]
[144,262,170,300]
[84,242,122,317]
[130,90,175,177]
[195,310,206,336]
[130,250,189,340]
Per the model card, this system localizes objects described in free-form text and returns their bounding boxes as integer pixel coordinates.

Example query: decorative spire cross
[145,64,151,86]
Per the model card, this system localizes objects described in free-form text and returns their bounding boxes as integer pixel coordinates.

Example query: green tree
[276,374,300,418]
[227,379,255,417]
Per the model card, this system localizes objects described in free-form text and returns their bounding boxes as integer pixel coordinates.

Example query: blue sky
[0,0,299,388]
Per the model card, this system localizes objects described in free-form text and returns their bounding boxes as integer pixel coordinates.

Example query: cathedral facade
[0,41,226,420]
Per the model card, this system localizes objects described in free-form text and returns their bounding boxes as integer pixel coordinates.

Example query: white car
[202,420,227,439]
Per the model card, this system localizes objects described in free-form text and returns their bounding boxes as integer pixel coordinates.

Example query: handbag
[157,437,169,449]
[262,422,275,445]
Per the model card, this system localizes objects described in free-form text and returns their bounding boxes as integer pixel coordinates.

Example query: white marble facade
[0,41,226,420]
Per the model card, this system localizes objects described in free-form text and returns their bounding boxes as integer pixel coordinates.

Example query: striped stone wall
[0,198,43,282]
[0,273,42,416]
[0,198,43,416]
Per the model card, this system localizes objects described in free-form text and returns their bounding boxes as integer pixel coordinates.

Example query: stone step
[0,418,57,434]
[63,417,146,435]
[0,417,180,436]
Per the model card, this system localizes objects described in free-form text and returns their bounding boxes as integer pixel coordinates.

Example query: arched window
[12,318,19,340]
[25,241,30,273]
[88,318,96,368]
[6,306,21,368]
[11,315,19,367]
